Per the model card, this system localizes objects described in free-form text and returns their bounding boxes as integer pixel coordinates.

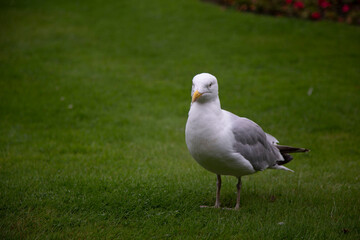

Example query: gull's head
[191,73,219,103]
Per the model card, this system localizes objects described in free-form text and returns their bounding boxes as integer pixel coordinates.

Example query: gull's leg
[214,174,221,208]
[235,177,242,210]
[200,174,222,209]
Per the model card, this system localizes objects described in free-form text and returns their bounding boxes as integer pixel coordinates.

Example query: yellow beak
[192,90,202,103]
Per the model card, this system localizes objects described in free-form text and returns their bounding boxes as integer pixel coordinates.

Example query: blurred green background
[0,0,359,239]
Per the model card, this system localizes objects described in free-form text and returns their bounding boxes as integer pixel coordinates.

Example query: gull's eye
[209,83,213,87]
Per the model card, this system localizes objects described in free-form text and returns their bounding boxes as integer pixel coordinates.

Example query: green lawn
[1,0,359,239]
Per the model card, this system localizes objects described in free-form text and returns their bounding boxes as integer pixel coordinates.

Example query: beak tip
[192,90,202,103]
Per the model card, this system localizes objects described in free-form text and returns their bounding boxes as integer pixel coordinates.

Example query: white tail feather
[270,165,294,172]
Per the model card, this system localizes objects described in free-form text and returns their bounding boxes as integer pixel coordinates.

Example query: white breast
[185,105,255,177]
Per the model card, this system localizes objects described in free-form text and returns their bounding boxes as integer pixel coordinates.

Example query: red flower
[311,12,321,20]
[293,1,304,9]
[285,0,292,4]
[342,4,350,13]
[320,1,331,9]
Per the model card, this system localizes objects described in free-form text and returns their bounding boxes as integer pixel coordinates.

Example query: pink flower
[285,0,292,4]
[311,12,321,20]
[320,1,331,9]
[342,4,350,13]
[293,1,304,9]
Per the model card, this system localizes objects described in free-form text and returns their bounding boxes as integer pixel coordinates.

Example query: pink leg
[235,177,242,210]
[214,174,221,208]
[200,174,222,209]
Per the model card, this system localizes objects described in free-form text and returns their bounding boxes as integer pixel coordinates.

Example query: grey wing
[231,115,282,171]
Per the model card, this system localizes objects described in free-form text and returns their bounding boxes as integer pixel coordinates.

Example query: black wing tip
[276,145,310,153]
[294,148,310,153]
[277,153,293,165]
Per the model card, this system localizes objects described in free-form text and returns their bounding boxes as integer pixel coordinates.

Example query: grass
[0,0,359,239]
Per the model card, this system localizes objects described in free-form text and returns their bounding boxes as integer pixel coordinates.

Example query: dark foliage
[204,0,360,25]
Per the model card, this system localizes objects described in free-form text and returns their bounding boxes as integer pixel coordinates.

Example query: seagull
[185,73,309,210]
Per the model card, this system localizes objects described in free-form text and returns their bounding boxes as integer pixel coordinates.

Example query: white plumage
[185,73,308,209]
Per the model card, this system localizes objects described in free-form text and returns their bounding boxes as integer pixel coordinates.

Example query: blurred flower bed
[205,0,360,25]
